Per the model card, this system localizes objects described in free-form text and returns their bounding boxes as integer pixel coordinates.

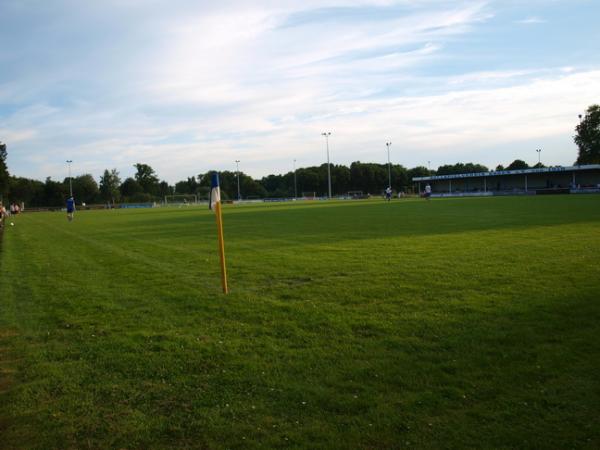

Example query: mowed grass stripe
[0,195,599,449]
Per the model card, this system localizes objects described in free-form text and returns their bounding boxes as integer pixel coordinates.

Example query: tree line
[0,158,562,207]
[1,162,426,207]
[1,104,598,207]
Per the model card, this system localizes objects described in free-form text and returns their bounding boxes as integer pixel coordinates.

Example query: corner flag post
[210,172,229,294]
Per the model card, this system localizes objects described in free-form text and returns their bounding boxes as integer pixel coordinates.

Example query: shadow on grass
[0,271,598,449]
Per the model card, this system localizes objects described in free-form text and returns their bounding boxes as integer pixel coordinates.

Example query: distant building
[412,164,600,197]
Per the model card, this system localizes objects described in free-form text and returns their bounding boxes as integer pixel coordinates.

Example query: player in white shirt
[424,184,432,200]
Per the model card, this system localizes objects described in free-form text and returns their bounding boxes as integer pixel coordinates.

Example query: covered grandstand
[413,164,600,197]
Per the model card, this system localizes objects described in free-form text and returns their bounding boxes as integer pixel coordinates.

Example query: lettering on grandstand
[412,164,600,182]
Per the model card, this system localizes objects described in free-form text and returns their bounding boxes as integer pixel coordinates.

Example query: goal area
[164,194,198,206]
[301,191,317,200]
[348,190,367,199]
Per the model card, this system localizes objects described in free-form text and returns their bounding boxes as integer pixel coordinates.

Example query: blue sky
[1,0,599,182]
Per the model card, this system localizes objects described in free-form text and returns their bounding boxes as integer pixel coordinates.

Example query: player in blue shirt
[66,197,75,221]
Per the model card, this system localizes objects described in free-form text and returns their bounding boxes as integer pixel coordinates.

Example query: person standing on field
[0,202,6,227]
[385,186,392,201]
[424,183,432,200]
[66,196,75,221]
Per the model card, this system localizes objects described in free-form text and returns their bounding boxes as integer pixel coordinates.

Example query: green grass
[1,195,599,449]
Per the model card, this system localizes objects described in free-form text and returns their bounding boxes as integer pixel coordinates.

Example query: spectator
[0,202,6,227]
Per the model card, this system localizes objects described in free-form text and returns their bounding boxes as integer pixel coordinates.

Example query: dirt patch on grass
[0,328,19,394]
[0,329,18,339]
[0,366,16,391]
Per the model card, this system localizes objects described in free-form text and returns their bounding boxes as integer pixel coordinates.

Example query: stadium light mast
[293,159,298,199]
[386,142,392,189]
[235,160,241,201]
[321,132,332,199]
[536,148,542,165]
[66,160,73,197]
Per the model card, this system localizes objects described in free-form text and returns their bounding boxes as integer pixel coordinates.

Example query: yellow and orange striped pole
[214,200,229,294]
[210,172,229,294]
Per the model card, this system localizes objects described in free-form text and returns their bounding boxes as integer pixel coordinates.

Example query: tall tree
[120,177,143,198]
[8,176,45,206]
[0,141,9,200]
[174,176,199,195]
[260,174,285,196]
[99,169,121,204]
[158,181,171,198]
[43,177,68,206]
[239,173,267,199]
[575,104,600,164]
[66,174,99,204]
[391,164,410,190]
[331,164,351,194]
[437,163,488,175]
[506,159,530,170]
[296,167,322,195]
[349,162,387,194]
[195,173,210,200]
[133,163,159,194]
[407,166,430,179]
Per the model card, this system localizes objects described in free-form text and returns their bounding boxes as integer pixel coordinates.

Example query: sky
[1,0,600,183]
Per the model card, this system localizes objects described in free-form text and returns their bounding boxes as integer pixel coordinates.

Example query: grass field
[1,195,599,449]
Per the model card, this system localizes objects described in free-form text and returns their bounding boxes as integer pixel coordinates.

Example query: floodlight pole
[293,159,298,199]
[235,160,241,201]
[536,148,542,165]
[322,132,332,199]
[386,142,392,189]
[66,160,73,197]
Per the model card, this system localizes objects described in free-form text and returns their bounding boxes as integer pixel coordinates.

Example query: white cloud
[515,16,546,24]
[8,67,597,182]
[0,1,597,182]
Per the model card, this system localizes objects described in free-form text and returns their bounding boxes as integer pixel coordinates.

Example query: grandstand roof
[413,164,600,182]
